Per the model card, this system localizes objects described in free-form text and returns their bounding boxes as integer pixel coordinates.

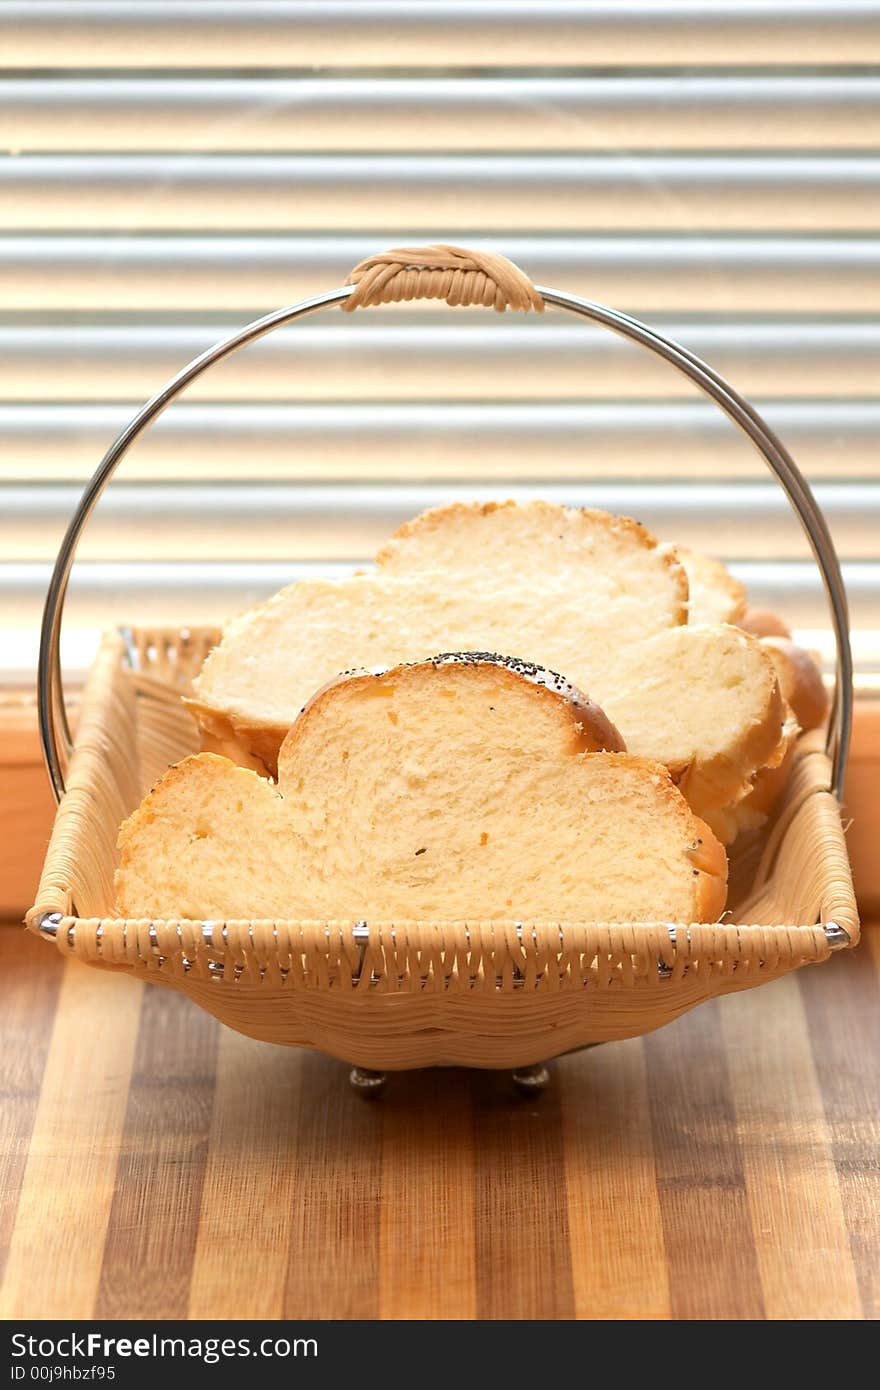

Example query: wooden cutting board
[1,926,878,1321]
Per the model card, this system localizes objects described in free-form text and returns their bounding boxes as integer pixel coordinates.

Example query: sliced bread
[115,752,299,921]
[188,572,783,814]
[375,500,688,628]
[376,501,752,629]
[375,507,794,810]
[118,655,726,923]
[761,636,828,732]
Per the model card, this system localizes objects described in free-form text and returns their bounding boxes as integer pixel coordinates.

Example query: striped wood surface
[1,926,878,1321]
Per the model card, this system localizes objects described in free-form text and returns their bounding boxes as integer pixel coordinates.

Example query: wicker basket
[28,245,859,1074]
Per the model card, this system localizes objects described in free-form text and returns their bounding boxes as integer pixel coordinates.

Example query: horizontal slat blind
[6,483,880,561]
[5,155,880,231]
[4,402,880,481]
[3,3,880,67]
[3,77,879,152]
[3,1,880,687]
[5,320,880,401]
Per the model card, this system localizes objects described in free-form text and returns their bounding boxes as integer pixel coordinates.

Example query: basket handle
[343,244,544,313]
[37,244,853,802]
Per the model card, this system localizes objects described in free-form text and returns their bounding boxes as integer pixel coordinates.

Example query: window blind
[2,0,880,686]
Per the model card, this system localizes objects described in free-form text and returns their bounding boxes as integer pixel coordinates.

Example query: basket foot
[511,1062,551,1095]
[349,1066,388,1099]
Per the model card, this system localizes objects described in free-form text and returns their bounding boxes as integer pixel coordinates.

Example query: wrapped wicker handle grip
[37,243,853,802]
[343,244,544,313]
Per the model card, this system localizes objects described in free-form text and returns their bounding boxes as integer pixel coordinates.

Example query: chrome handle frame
[37,282,852,803]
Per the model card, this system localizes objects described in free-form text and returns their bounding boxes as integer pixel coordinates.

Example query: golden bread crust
[287,654,626,767]
[184,698,288,777]
[701,708,799,844]
[689,815,730,920]
[198,726,272,775]
[761,637,828,732]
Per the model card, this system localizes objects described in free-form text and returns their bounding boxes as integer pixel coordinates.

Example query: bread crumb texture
[378,499,688,620]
